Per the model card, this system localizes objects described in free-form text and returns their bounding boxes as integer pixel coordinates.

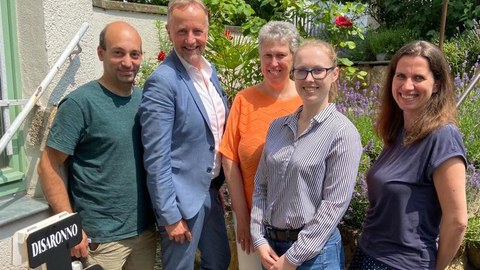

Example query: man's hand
[218,186,227,214]
[165,219,192,244]
[71,230,89,258]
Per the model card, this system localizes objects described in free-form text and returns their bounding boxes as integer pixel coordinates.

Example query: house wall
[20,0,98,199]
[0,1,164,268]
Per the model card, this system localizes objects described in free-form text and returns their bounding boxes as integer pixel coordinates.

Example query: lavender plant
[466,164,480,217]
[336,80,382,229]
[455,56,480,245]
[456,58,480,163]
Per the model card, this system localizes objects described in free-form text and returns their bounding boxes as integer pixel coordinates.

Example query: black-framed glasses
[292,67,335,80]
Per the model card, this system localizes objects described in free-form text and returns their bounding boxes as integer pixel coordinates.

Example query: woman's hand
[258,243,279,269]
[269,255,297,270]
[235,211,253,254]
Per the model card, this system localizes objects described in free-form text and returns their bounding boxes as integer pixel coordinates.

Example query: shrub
[442,28,480,77]
[206,28,261,101]
[135,21,172,88]
[363,27,417,61]
[466,164,480,216]
[203,0,265,101]
[466,215,480,243]
[363,0,480,40]
[457,87,480,254]
[454,50,480,164]
[457,88,480,164]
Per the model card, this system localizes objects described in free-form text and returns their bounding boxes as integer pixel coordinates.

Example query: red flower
[157,51,166,62]
[334,16,353,27]
[224,29,233,41]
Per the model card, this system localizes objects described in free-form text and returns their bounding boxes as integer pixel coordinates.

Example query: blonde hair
[293,39,338,101]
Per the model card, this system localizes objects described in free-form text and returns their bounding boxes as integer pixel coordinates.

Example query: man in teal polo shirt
[37,21,155,270]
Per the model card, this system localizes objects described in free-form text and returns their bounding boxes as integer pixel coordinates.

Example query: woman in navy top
[349,41,468,270]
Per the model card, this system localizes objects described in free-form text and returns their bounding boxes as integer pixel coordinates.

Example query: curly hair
[258,21,301,55]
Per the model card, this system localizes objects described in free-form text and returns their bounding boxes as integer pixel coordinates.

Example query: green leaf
[338,57,353,66]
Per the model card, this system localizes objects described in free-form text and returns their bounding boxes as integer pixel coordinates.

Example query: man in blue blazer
[139,0,231,269]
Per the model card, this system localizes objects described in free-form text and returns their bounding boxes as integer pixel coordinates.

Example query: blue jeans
[265,227,344,270]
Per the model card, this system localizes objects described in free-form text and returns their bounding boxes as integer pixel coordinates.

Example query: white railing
[0,22,89,154]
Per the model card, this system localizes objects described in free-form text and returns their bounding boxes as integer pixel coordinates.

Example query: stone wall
[351,61,389,87]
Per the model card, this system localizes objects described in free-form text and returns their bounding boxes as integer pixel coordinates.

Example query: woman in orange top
[220,21,302,269]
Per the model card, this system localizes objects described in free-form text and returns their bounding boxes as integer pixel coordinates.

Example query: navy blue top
[359,124,466,269]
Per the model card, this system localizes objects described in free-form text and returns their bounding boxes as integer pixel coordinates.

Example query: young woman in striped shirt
[250,39,363,270]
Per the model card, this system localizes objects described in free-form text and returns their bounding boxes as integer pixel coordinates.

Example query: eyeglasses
[292,67,335,80]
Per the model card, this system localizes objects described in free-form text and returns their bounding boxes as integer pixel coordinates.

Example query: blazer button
[206,167,212,173]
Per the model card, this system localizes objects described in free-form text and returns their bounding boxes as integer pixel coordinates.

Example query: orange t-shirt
[219,86,302,210]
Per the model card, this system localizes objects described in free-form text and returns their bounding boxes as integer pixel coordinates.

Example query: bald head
[97,21,143,94]
[99,21,142,52]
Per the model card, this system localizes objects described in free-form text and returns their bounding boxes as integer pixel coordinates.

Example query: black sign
[26,213,82,269]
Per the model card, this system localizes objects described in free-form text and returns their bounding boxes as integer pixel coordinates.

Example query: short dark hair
[167,0,209,25]
[99,26,108,50]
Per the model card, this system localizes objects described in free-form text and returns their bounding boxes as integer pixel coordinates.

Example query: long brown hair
[376,40,457,146]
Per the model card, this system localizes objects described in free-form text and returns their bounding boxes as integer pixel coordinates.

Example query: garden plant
[135,0,369,95]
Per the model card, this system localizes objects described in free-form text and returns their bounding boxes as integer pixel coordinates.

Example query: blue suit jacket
[139,51,229,226]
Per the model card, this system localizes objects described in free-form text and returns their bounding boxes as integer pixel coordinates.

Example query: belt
[264,224,302,242]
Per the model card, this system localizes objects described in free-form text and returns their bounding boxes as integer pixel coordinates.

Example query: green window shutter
[0,0,26,197]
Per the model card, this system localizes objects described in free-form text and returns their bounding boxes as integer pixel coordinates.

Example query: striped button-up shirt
[250,103,363,266]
